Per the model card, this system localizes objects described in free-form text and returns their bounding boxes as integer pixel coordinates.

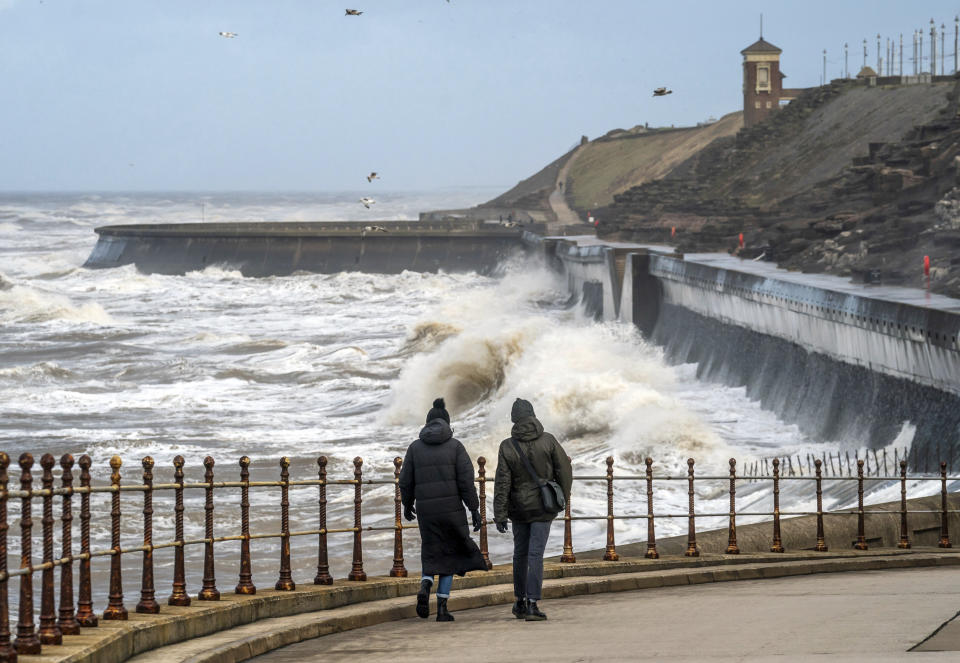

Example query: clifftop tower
[741,37,784,127]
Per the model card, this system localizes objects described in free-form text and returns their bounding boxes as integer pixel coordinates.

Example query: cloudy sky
[0,1,954,191]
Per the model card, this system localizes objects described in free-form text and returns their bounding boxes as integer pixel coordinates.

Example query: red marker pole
[738,233,744,249]
[924,255,931,291]
[671,226,676,238]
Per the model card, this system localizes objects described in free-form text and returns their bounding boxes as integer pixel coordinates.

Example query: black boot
[416,578,432,618]
[511,598,527,619]
[524,599,547,621]
[436,597,455,622]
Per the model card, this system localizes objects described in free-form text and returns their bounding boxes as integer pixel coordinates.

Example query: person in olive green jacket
[493,398,572,621]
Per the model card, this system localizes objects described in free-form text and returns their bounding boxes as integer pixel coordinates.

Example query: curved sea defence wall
[546,236,960,459]
[83,221,528,277]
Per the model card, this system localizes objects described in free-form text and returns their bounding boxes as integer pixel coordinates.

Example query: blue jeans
[512,520,551,601]
[422,574,453,598]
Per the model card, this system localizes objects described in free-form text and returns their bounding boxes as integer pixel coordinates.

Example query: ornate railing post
[168,455,190,606]
[725,458,739,554]
[235,456,255,595]
[75,455,97,626]
[939,461,952,548]
[275,457,295,591]
[103,455,128,620]
[57,454,79,636]
[685,458,699,557]
[854,459,868,550]
[0,453,15,662]
[348,457,367,581]
[314,456,332,585]
[770,458,784,553]
[603,457,619,561]
[477,457,494,569]
[644,457,658,559]
[390,457,408,577]
[814,459,828,552]
[136,456,159,614]
[38,454,61,644]
[198,456,220,601]
[14,453,40,654]
[898,460,911,549]
[560,456,576,564]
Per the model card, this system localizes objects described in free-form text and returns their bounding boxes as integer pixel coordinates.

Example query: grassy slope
[565,112,743,212]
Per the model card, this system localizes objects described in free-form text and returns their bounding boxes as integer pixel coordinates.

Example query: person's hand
[496,521,509,533]
[404,504,416,522]
[471,509,482,532]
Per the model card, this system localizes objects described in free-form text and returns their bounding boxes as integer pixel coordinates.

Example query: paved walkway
[254,567,960,662]
[549,147,585,227]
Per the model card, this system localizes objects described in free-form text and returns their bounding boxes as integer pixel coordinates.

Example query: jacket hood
[419,418,454,445]
[511,398,536,423]
[511,416,544,442]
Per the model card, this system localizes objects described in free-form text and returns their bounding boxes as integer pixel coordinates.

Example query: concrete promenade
[256,567,960,662]
[117,550,960,663]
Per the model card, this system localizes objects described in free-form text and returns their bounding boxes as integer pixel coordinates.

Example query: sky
[0,0,958,192]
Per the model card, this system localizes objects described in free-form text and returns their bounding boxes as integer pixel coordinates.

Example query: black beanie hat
[426,397,450,424]
[511,398,535,423]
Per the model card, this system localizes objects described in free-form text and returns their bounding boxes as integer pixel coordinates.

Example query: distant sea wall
[543,235,960,460]
[83,221,529,276]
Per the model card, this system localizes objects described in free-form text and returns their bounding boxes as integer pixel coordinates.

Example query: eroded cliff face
[594,79,960,298]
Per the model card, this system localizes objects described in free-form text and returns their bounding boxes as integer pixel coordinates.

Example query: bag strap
[511,438,545,487]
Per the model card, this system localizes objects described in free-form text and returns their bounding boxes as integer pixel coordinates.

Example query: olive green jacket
[493,417,573,524]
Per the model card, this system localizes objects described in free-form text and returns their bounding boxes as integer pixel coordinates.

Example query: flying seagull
[366,171,380,182]
[363,225,388,233]
[345,9,363,16]
[653,87,673,97]
[219,31,238,38]
[359,197,376,209]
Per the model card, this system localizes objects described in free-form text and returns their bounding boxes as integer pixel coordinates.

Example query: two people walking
[399,397,571,622]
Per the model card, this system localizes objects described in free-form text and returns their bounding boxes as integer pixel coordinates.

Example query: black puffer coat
[398,419,487,576]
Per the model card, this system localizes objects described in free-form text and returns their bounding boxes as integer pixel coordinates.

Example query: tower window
[757,65,771,92]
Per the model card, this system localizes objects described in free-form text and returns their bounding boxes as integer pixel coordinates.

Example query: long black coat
[398,419,487,576]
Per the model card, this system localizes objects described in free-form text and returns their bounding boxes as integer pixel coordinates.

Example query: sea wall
[84,221,528,277]
[549,239,960,459]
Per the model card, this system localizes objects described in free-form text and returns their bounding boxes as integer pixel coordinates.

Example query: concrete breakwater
[83,220,531,276]
[537,234,960,458]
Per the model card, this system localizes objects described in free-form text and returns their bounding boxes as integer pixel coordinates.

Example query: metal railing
[0,451,955,659]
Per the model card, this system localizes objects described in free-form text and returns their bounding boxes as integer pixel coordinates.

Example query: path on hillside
[256,567,960,662]
[548,146,585,227]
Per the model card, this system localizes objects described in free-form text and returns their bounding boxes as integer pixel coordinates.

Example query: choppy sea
[0,191,927,600]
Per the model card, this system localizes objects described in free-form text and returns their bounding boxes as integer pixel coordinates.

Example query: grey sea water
[0,191,924,602]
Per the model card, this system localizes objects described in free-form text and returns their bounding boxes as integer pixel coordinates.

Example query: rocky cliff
[595,79,960,298]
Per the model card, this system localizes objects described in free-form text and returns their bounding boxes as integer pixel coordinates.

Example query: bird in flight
[359,197,376,208]
[363,225,388,233]
[366,172,380,182]
[653,87,673,97]
[345,9,363,16]
[219,31,238,38]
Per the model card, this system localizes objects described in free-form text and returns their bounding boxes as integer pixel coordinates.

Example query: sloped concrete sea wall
[549,239,960,460]
[84,221,528,277]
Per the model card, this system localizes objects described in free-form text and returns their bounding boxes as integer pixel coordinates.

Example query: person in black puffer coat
[399,398,487,622]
